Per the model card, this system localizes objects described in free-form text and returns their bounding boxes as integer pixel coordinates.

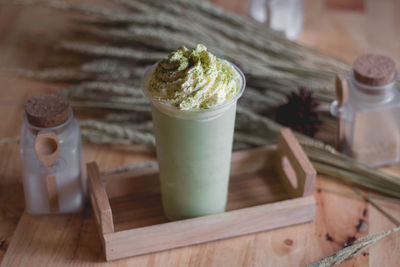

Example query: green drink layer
[145,44,244,221]
[146,44,241,110]
[152,104,236,220]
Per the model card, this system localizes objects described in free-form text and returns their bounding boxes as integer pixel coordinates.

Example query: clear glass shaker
[331,54,400,167]
[249,0,304,40]
[20,94,86,214]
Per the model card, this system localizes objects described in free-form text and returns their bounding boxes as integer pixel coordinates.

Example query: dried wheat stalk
[3,0,400,198]
[307,226,400,267]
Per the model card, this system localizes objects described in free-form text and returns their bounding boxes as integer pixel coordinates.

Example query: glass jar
[20,94,85,214]
[248,0,304,40]
[331,54,400,167]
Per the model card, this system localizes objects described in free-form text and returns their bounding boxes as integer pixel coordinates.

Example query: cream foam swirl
[146,44,241,110]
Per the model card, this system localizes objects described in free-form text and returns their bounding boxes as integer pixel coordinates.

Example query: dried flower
[276,87,322,137]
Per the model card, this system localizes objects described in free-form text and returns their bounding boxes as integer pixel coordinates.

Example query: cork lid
[353,54,396,86]
[25,94,70,128]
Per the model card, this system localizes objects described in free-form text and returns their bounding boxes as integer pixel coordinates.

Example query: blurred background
[0,0,400,265]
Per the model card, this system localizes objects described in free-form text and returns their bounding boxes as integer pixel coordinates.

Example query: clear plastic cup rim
[142,60,246,121]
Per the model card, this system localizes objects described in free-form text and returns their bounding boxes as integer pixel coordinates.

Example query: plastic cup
[143,61,245,221]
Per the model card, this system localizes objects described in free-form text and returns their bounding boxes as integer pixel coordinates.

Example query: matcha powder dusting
[146,44,241,110]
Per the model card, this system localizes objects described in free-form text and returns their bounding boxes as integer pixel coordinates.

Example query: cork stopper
[353,54,396,86]
[25,94,70,128]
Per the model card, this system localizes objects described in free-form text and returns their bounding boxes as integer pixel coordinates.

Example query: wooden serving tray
[87,128,317,261]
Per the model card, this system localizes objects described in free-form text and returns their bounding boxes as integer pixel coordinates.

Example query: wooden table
[0,0,399,266]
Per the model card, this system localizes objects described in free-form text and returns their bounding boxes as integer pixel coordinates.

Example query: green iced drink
[144,44,245,221]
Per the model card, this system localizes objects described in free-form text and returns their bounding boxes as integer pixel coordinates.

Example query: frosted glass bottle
[20,94,86,214]
[331,54,400,167]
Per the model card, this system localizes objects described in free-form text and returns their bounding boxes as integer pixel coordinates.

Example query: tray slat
[87,162,114,236]
[277,129,316,198]
[104,196,315,261]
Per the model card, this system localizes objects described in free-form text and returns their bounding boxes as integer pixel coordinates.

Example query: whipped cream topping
[146,44,241,110]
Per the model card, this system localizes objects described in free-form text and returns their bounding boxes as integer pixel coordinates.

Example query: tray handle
[87,162,114,235]
[276,128,316,198]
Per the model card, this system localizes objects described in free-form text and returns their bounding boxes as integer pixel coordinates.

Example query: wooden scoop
[34,131,60,212]
[335,74,349,151]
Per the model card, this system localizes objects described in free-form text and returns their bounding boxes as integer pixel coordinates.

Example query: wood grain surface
[0,0,399,266]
